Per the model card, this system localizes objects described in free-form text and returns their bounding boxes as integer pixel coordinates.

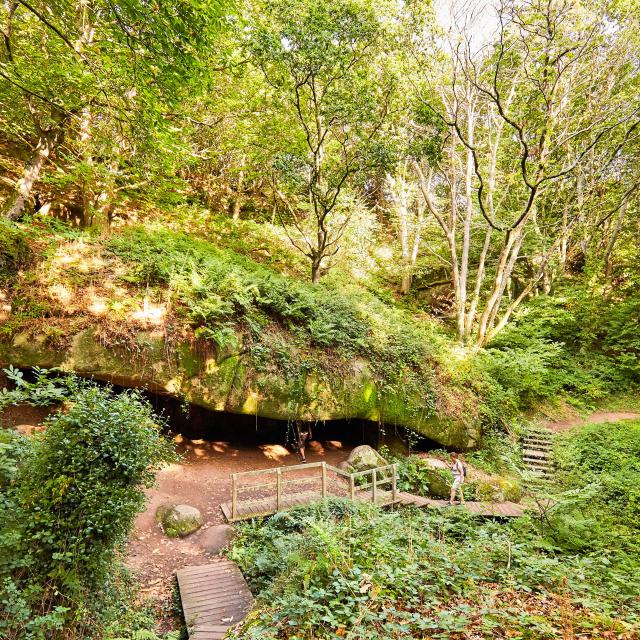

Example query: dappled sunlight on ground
[87,297,107,315]
[259,443,291,462]
[49,283,73,304]
[130,297,166,326]
[127,437,352,613]
[156,462,185,476]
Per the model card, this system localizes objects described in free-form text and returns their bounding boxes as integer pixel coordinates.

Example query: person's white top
[451,460,464,478]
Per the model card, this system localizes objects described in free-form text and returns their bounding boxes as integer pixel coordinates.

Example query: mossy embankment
[2,216,636,450]
[0,219,489,448]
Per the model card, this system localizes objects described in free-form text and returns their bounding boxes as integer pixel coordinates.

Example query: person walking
[449,452,465,505]
[295,423,312,463]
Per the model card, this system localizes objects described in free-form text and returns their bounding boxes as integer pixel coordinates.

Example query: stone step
[522,436,553,445]
[523,457,553,468]
[524,465,553,477]
[522,442,552,451]
[523,448,550,459]
[523,456,552,464]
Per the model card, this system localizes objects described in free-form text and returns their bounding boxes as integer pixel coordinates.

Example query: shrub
[551,419,640,553]
[0,366,73,411]
[0,382,176,638]
[227,500,640,639]
[0,220,30,283]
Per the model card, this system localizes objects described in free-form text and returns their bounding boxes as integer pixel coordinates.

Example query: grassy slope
[1,212,638,438]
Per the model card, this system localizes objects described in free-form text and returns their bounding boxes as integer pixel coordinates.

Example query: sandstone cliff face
[0,329,481,449]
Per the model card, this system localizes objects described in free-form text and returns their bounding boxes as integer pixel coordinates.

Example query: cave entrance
[2,367,445,460]
[135,387,445,458]
[141,388,378,447]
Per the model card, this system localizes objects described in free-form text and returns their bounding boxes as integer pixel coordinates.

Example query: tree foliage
[0,381,175,638]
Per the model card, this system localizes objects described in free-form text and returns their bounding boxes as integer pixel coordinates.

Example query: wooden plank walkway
[398,491,525,517]
[176,560,254,640]
[221,488,399,522]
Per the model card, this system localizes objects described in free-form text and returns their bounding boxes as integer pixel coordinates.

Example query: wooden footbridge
[177,560,254,639]
[219,461,525,521]
[220,461,400,521]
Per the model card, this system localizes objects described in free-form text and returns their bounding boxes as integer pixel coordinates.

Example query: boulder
[0,328,482,450]
[197,524,235,555]
[417,457,451,498]
[156,503,203,538]
[475,477,522,503]
[346,445,388,472]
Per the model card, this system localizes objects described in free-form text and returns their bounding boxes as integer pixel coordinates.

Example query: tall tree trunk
[604,200,627,278]
[458,96,475,342]
[79,106,94,227]
[3,127,61,220]
[311,255,322,284]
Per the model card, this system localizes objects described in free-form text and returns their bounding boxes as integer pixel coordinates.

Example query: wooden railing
[228,461,398,522]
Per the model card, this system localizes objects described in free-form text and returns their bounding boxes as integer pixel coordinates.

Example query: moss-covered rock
[345,445,388,473]
[420,458,452,498]
[156,503,203,538]
[0,328,482,449]
[474,476,522,503]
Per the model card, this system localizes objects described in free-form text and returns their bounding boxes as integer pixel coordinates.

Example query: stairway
[521,428,554,480]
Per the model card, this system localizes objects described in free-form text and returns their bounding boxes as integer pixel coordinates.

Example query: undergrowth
[227,499,640,639]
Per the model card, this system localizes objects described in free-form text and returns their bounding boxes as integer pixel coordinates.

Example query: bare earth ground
[541,410,639,432]
[126,436,352,613]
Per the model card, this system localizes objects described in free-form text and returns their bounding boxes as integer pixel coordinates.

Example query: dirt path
[540,410,639,432]
[126,435,352,616]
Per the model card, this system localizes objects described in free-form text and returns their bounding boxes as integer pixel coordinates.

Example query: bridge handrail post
[372,468,377,504]
[392,463,397,504]
[321,462,327,499]
[231,474,238,521]
[276,468,282,511]
[350,474,355,501]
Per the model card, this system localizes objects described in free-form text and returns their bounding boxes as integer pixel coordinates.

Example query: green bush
[551,419,640,553]
[0,366,73,411]
[227,500,640,639]
[0,382,176,638]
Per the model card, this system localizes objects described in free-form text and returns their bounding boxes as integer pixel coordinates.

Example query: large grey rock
[0,328,482,450]
[197,524,235,555]
[156,503,204,538]
[346,445,388,472]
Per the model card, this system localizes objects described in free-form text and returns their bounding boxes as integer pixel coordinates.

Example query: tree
[248,0,394,282]
[0,0,231,223]
[412,0,640,344]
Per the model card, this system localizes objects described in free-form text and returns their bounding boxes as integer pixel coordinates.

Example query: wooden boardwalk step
[177,560,253,639]
[397,492,525,517]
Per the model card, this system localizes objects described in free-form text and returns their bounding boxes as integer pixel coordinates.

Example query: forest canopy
[2,0,639,345]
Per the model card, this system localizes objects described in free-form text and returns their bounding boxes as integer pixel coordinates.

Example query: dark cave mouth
[2,367,444,455]
[131,385,444,455]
